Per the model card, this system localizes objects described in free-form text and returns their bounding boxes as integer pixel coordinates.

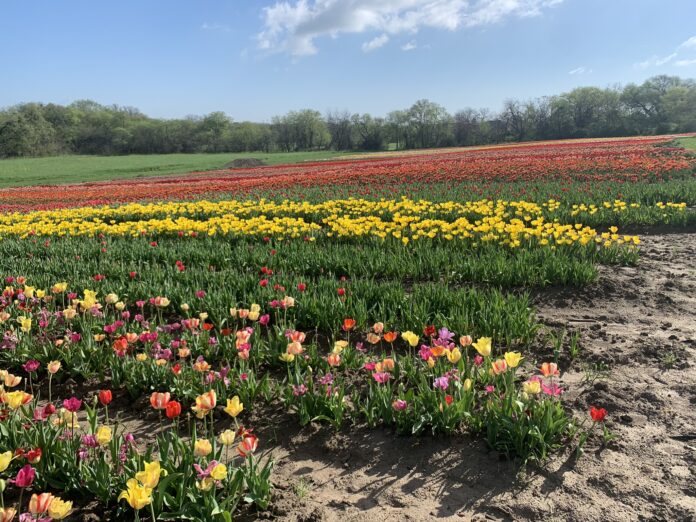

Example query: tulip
[194,439,212,457]
[223,396,243,418]
[196,477,214,491]
[401,331,419,347]
[29,492,55,514]
[540,362,560,377]
[165,400,182,419]
[327,353,341,367]
[3,390,32,409]
[96,426,112,446]
[342,318,356,331]
[383,331,398,343]
[27,448,42,464]
[48,498,73,519]
[279,353,295,363]
[47,360,62,374]
[149,392,171,410]
[62,397,82,413]
[135,461,162,488]
[503,351,523,368]
[118,478,153,510]
[472,337,492,357]
[219,429,236,446]
[590,406,608,423]
[210,463,227,481]
[192,390,216,417]
[523,379,541,394]
[491,358,508,375]
[459,335,473,347]
[392,399,407,411]
[98,389,113,406]
[13,464,35,487]
[22,359,40,373]
[0,507,17,522]
[238,434,258,457]
[0,451,12,472]
[446,347,462,364]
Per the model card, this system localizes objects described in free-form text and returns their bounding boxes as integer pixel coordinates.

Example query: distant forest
[1,75,694,158]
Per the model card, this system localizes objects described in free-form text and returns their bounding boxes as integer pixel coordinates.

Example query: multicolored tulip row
[0,135,693,212]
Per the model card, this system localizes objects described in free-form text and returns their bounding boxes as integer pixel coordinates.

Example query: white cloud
[568,66,591,75]
[257,0,564,56]
[635,52,676,69]
[679,36,696,49]
[401,40,417,51]
[635,35,696,69]
[362,34,389,52]
[201,22,231,32]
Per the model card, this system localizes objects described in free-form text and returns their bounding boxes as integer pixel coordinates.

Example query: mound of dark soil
[223,158,267,169]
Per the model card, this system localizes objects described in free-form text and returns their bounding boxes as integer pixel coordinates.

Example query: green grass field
[0,151,347,188]
[677,137,696,151]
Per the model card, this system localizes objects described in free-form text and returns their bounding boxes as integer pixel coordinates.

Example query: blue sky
[2,0,696,121]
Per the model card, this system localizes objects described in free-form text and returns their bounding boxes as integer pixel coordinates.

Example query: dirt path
[260,233,696,522]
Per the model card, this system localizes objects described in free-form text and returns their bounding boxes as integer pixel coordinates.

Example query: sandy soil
[253,233,696,522]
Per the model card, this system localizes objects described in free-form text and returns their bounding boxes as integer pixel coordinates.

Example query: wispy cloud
[568,66,591,75]
[635,35,696,69]
[675,58,696,67]
[201,22,231,33]
[401,40,417,51]
[679,35,696,49]
[362,34,389,53]
[257,0,564,56]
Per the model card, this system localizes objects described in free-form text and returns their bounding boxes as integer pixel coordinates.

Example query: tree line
[1,75,694,158]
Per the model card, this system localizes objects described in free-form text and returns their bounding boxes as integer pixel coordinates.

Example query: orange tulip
[383,331,397,343]
[342,318,356,331]
[540,362,560,377]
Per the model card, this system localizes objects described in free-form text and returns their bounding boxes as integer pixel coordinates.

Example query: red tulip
[165,400,182,419]
[590,406,608,423]
[237,434,259,457]
[98,390,112,406]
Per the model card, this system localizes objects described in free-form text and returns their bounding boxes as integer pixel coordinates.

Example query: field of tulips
[0,136,694,521]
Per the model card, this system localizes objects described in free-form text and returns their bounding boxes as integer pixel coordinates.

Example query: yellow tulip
[48,497,73,519]
[0,451,12,472]
[523,380,541,395]
[219,429,236,446]
[18,317,32,333]
[401,331,419,347]
[118,478,153,510]
[472,337,492,357]
[196,477,214,491]
[504,351,523,368]
[210,463,227,481]
[135,461,162,488]
[446,347,462,364]
[279,353,295,363]
[3,390,31,410]
[96,426,112,446]
[224,396,243,418]
[194,439,212,457]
